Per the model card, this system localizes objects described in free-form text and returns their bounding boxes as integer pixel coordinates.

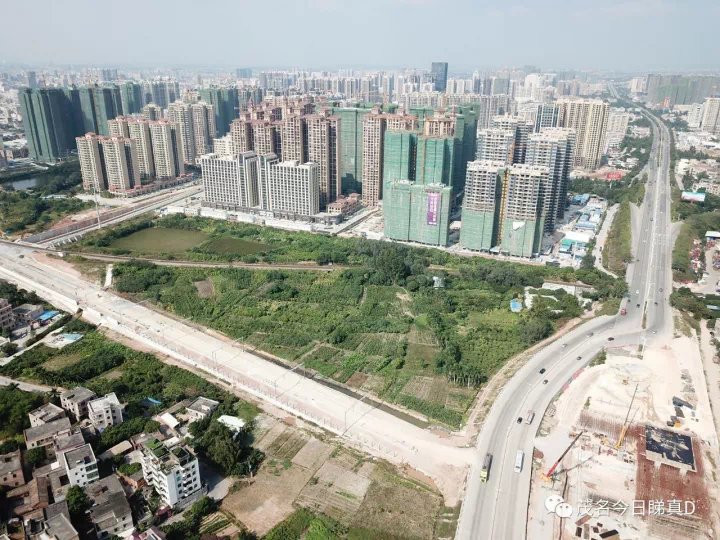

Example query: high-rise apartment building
[361,109,418,206]
[476,129,515,163]
[384,181,452,246]
[26,71,38,89]
[526,128,575,226]
[267,160,320,216]
[498,164,550,257]
[491,115,533,164]
[149,120,184,179]
[476,94,513,130]
[645,74,720,107]
[279,115,305,162]
[167,101,196,164]
[120,82,143,115]
[99,136,140,192]
[143,103,163,121]
[108,116,130,138]
[21,88,83,161]
[191,101,216,158]
[127,118,155,179]
[198,87,238,136]
[688,103,704,129]
[431,62,449,92]
[604,112,630,152]
[461,160,506,251]
[535,102,561,132]
[701,97,720,134]
[305,110,341,209]
[251,120,278,156]
[76,133,106,191]
[213,135,233,155]
[201,152,259,208]
[556,98,609,171]
[257,153,280,210]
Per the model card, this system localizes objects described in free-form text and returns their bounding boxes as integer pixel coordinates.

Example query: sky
[2,0,718,72]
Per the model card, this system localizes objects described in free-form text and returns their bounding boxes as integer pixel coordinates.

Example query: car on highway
[660,288,663,292]
[480,454,492,482]
[636,290,640,294]
[525,411,535,424]
[607,337,614,341]
[636,303,640,308]
[539,368,546,374]
[587,332,594,337]
[576,356,582,360]
[517,417,523,424]
[654,301,658,306]
[543,379,549,384]
[562,343,568,348]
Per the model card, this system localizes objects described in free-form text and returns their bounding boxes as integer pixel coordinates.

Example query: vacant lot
[225,420,447,539]
[108,256,597,427]
[110,227,209,253]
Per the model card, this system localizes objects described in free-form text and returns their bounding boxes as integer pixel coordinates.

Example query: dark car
[540,368,546,374]
[607,337,615,341]
[660,288,663,292]
[636,303,640,308]
[543,379,549,385]
[654,301,658,306]
[576,356,582,360]
[517,417,523,424]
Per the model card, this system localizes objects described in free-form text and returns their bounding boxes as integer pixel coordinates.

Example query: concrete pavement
[0,242,471,505]
[455,98,674,539]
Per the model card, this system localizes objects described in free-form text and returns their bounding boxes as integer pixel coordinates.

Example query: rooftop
[62,444,96,470]
[13,303,41,314]
[30,403,65,423]
[24,417,71,443]
[187,396,219,416]
[88,392,121,414]
[0,450,22,476]
[60,386,96,404]
[43,513,78,540]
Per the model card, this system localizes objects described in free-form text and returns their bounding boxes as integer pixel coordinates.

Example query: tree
[25,446,47,467]
[66,485,91,521]
[1,343,19,356]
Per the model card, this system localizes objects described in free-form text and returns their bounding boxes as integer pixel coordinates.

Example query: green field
[201,236,271,255]
[108,253,606,427]
[110,227,209,253]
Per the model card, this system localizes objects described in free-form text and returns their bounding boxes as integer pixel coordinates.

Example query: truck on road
[525,411,535,425]
[480,453,492,482]
[621,308,627,316]
[514,450,524,473]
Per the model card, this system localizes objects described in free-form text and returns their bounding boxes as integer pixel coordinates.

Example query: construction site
[526,334,720,540]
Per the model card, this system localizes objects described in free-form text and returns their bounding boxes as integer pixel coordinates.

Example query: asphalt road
[456,101,673,540]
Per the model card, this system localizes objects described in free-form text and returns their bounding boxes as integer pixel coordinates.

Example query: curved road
[456,99,673,539]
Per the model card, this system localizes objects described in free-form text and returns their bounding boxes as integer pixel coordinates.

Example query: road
[456,94,674,539]
[0,241,471,504]
[40,184,202,247]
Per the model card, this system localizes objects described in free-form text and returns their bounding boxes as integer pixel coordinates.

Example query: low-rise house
[50,430,86,460]
[29,403,67,427]
[7,477,50,518]
[140,438,202,509]
[33,460,72,502]
[24,417,72,450]
[12,304,43,324]
[0,450,24,488]
[61,444,99,488]
[0,298,15,330]
[185,396,219,422]
[86,475,134,539]
[60,387,97,419]
[23,500,78,540]
[88,393,123,432]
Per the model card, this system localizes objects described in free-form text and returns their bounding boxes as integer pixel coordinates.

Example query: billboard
[427,192,440,226]
[681,191,707,203]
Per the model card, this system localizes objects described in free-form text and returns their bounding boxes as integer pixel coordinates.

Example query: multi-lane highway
[456,96,674,539]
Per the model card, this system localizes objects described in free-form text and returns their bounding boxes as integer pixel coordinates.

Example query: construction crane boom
[615,384,639,450]
[543,431,584,480]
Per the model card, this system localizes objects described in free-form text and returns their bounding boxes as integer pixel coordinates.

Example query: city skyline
[2,0,718,71]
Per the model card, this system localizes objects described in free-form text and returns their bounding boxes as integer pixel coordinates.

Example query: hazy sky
[3,0,717,72]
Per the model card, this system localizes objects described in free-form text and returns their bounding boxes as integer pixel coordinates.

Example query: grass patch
[198,236,271,255]
[589,351,607,367]
[597,297,621,316]
[603,199,632,277]
[110,227,209,253]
